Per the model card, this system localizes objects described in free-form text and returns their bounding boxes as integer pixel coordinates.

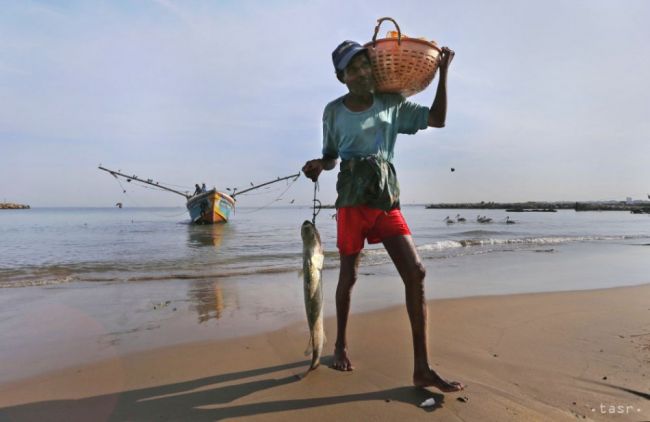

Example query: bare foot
[413,367,464,392]
[332,347,354,371]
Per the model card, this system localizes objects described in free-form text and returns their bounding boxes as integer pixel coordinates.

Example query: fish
[301,220,325,370]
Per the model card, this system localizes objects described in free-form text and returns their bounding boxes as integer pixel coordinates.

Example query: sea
[2,205,649,289]
[1,206,649,381]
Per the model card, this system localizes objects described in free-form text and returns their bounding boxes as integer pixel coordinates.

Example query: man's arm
[428,47,455,128]
[302,157,337,182]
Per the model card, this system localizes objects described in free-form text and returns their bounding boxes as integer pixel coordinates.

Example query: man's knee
[338,254,360,288]
[409,262,426,282]
[338,270,358,289]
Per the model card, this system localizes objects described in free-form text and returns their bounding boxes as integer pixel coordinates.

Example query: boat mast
[230,173,300,198]
[98,165,190,198]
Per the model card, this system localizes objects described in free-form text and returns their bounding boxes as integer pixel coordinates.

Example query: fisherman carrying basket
[302,17,463,392]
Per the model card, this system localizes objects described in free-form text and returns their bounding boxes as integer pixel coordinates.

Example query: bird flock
[443,214,516,225]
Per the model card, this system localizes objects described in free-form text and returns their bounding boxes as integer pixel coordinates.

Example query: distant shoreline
[0,203,30,210]
[425,200,650,212]
[323,201,650,212]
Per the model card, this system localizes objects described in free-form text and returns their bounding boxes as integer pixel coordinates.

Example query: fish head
[301,220,321,246]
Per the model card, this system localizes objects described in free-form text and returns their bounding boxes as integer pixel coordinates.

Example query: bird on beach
[505,216,516,224]
[444,216,455,225]
[456,214,466,222]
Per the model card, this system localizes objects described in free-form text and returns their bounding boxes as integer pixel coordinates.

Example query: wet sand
[1,284,648,421]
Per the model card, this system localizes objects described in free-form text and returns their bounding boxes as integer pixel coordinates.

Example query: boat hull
[186,190,235,224]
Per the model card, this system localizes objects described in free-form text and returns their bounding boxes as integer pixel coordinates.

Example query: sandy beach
[1,283,648,421]
[4,0,650,420]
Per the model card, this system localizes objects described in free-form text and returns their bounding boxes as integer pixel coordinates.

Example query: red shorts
[336,205,411,256]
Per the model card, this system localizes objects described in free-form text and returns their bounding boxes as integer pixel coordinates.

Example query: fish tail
[310,330,322,370]
[303,333,313,356]
[310,350,321,370]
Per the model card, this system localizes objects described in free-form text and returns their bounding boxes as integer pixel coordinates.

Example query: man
[302,40,463,392]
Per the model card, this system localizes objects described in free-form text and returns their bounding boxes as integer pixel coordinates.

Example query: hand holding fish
[302,157,337,182]
[302,159,324,182]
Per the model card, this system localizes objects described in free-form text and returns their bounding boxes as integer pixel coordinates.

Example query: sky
[1,0,649,207]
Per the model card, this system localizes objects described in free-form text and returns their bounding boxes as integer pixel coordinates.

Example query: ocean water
[1,206,649,288]
[2,205,650,382]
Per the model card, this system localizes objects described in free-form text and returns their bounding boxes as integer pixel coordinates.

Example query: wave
[3,234,649,288]
[451,230,511,237]
[359,235,650,258]
[0,275,77,289]
[419,235,650,251]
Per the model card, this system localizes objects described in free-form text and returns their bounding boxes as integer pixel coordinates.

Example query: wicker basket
[363,17,441,98]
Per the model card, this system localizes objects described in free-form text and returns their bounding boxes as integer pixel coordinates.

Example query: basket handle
[371,17,401,47]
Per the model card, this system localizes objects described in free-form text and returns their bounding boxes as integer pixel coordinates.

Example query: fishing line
[230,186,274,197]
[152,180,193,190]
[236,174,300,215]
[138,184,190,195]
[115,178,128,195]
[312,181,321,225]
[113,177,143,207]
[111,176,185,218]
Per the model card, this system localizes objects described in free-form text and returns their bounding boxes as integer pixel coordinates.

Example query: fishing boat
[186,188,235,223]
[98,166,299,224]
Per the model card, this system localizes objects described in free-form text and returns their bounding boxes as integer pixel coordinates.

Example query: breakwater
[425,201,650,212]
[0,203,30,209]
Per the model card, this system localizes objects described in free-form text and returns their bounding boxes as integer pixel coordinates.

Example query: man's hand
[302,159,324,182]
[439,46,455,72]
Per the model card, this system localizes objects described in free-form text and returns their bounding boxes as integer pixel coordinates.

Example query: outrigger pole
[99,165,300,201]
[230,173,300,199]
[98,165,190,198]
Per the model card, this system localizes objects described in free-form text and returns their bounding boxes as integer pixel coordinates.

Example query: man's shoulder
[324,95,346,111]
[323,95,347,121]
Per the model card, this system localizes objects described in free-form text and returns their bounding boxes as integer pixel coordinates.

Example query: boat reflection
[186,223,230,248]
[188,280,239,323]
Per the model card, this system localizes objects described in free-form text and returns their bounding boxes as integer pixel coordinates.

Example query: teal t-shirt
[321,93,429,161]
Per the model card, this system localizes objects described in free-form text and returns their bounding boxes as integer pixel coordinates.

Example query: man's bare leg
[382,235,464,392]
[332,252,360,371]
